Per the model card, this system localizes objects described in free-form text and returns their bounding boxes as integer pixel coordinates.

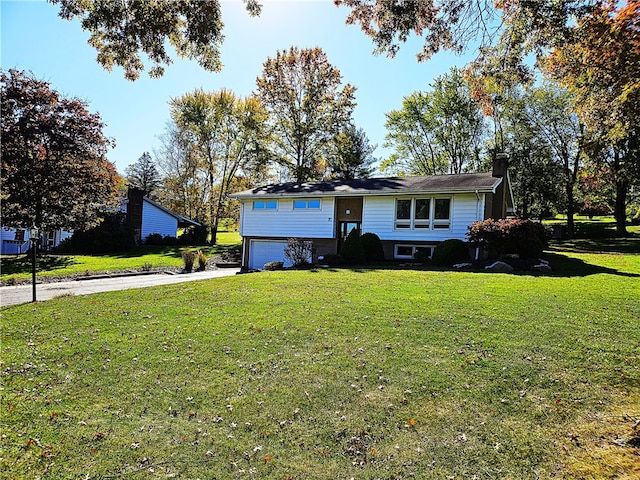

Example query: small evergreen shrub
[284,238,314,267]
[263,261,284,271]
[467,219,551,258]
[413,249,430,263]
[197,250,208,270]
[320,254,345,266]
[339,228,366,264]
[431,239,470,266]
[182,249,197,272]
[361,232,385,262]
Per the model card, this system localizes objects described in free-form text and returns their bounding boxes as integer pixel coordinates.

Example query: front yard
[1,239,639,478]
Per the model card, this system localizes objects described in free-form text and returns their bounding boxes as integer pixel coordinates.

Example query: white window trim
[253,200,278,210]
[293,199,322,210]
[394,197,451,231]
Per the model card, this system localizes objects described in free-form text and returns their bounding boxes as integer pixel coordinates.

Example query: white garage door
[249,240,291,270]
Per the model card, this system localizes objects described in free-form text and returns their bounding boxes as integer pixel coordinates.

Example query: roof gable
[232,172,503,198]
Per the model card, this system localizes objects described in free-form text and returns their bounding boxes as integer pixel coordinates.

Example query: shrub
[197,250,208,270]
[144,233,164,245]
[320,254,345,266]
[339,228,366,264]
[178,225,209,245]
[361,232,385,262]
[284,238,314,267]
[56,212,135,254]
[467,219,551,258]
[431,239,470,267]
[263,261,284,271]
[413,249,430,263]
[182,249,197,272]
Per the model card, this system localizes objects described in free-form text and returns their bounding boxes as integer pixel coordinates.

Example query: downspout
[239,201,247,271]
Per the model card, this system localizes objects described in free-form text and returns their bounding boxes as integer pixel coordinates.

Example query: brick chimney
[126,187,144,244]
[493,152,508,178]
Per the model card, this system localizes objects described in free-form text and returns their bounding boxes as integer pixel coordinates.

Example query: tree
[522,84,584,237]
[544,0,640,235]
[1,69,121,231]
[382,68,486,176]
[329,124,376,180]
[335,1,601,78]
[256,46,357,182]
[155,123,208,225]
[170,88,268,243]
[125,152,162,198]
[52,0,262,80]
[498,90,565,220]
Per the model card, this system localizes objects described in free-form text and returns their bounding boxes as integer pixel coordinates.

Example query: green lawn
[1,242,639,479]
[0,231,241,284]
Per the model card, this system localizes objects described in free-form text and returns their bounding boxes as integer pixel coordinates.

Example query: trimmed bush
[467,219,551,258]
[339,228,366,264]
[361,232,385,262]
[263,261,284,271]
[431,239,470,266]
[320,254,345,266]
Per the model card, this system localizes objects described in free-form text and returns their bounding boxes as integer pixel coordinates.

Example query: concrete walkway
[0,268,241,307]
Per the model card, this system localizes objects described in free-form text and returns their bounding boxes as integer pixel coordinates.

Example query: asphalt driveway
[0,268,241,307]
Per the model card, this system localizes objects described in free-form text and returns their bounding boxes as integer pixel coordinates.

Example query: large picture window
[394,197,451,230]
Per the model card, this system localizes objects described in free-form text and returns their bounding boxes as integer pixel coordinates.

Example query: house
[231,163,514,270]
[124,188,200,244]
[1,227,71,254]
[1,189,199,254]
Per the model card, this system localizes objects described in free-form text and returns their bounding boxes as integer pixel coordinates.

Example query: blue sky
[2,0,476,176]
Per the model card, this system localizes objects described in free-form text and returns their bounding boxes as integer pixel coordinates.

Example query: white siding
[241,198,335,238]
[362,193,483,242]
[141,201,178,240]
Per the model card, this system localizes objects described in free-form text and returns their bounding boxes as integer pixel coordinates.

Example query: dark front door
[338,221,361,252]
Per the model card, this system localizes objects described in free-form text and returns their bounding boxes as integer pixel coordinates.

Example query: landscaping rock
[453,262,473,270]
[484,261,514,273]
[532,263,552,273]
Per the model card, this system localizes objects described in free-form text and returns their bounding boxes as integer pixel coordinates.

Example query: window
[293,199,321,209]
[394,244,434,260]
[253,200,277,210]
[394,197,451,230]
[433,198,451,229]
[394,199,411,228]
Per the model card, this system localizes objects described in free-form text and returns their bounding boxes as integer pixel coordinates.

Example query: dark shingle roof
[232,172,502,198]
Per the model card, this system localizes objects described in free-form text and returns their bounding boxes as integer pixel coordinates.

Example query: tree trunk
[565,180,575,240]
[612,149,628,237]
[615,178,628,236]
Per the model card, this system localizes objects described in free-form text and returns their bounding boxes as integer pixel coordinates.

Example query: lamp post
[28,224,39,302]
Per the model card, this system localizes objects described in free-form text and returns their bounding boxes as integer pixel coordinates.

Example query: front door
[337,222,361,252]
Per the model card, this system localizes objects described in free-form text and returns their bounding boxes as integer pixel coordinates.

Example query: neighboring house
[124,188,200,244]
[1,227,71,254]
[1,189,199,254]
[231,163,514,270]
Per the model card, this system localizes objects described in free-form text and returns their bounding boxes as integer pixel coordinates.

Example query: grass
[0,231,241,284]
[1,240,639,479]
